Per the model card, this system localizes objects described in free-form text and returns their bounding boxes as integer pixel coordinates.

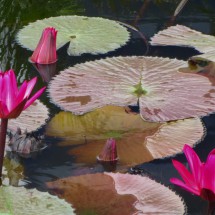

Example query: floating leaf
[17,15,130,56]
[48,56,215,122]
[46,106,204,166]
[8,101,49,132]
[47,173,185,214]
[0,186,75,215]
[150,24,215,53]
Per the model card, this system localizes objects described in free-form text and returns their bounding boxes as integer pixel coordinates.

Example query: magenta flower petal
[30,27,57,64]
[24,86,46,110]
[183,144,202,185]
[170,177,200,196]
[172,159,197,188]
[16,81,28,106]
[201,149,215,194]
[6,99,27,119]
[24,77,37,98]
[0,70,45,119]
[0,101,9,118]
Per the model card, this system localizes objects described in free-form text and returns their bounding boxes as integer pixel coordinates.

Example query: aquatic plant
[48,56,215,122]
[16,15,130,56]
[0,186,75,214]
[0,70,46,178]
[171,144,215,214]
[46,106,205,167]
[7,127,47,158]
[30,27,57,64]
[47,172,185,214]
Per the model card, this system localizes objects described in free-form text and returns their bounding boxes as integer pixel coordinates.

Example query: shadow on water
[1,0,215,214]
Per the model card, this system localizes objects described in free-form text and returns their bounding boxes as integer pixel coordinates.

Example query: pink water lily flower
[30,27,57,64]
[0,69,46,179]
[0,69,46,119]
[170,144,215,202]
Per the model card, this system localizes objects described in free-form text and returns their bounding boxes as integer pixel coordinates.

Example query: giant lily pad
[46,106,204,166]
[48,56,215,122]
[8,101,49,132]
[150,24,215,53]
[16,15,130,56]
[46,173,185,214]
[0,186,75,215]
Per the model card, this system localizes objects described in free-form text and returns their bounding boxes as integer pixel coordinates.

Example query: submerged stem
[0,118,8,179]
[207,201,215,215]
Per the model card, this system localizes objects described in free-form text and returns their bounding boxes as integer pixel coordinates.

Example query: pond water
[1,0,215,214]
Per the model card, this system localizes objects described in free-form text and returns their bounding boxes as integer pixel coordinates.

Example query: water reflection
[1,0,215,214]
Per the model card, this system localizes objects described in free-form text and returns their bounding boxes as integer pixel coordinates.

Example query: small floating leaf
[17,15,130,56]
[150,24,215,53]
[0,186,75,215]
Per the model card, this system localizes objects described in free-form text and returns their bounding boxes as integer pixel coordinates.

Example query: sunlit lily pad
[8,101,49,132]
[47,173,185,214]
[16,15,130,56]
[46,106,205,166]
[48,56,215,122]
[150,24,215,53]
[0,186,75,215]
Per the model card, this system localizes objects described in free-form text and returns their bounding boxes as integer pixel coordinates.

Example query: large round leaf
[16,15,130,56]
[48,56,215,122]
[46,173,185,214]
[46,106,205,166]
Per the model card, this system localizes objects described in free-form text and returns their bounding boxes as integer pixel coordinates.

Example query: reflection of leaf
[2,154,24,186]
[17,16,130,56]
[47,173,185,214]
[46,106,160,145]
[8,101,49,132]
[0,186,75,215]
[150,24,215,53]
[46,106,205,166]
[48,56,215,122]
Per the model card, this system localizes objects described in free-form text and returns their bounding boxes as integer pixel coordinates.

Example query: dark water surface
[2,0,215,214]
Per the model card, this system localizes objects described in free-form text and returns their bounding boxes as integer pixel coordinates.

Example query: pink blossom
[0,69,46,119]
[30,27,57,64]
[170,144,215,201]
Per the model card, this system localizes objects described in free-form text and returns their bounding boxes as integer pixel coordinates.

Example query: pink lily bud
[97,138,118,162]
[30,27,57,64]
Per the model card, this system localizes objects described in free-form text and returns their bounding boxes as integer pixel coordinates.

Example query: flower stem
[207,201,215,215]
[0,118,8,179]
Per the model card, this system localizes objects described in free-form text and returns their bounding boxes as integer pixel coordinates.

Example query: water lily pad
[8,101,49,132]
[46,173,185,214]
[150,24,215,53]
[0,186,75,215]
[48,56,215,122]
[46,106,205,166]
[16,15,130,56]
